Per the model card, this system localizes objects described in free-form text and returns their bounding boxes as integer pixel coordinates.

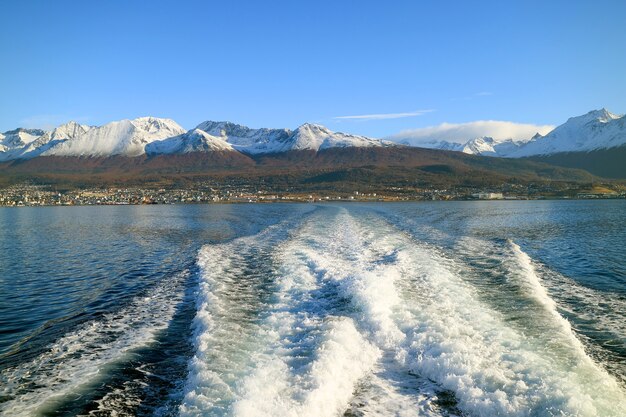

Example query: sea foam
[182,207,626,417]
[0,271,188,416]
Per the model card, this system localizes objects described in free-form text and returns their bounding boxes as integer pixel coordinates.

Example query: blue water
[0,201,624,416]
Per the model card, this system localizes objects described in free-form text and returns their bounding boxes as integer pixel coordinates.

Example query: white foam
[517,251,626,384]
[453,234,626,384]
[234,317,380,417]
[234,210,443,416]
[0,271,188,417]
[345,351,448,417]
[182,207,626,417]
[298,210,626,416]
[181,213,383,416]
[507,240,559,306]
[229,215,387,417]
[392,238,626,416]
[180,244,261,415]
[292,212,406,347]
[181,220,303,416]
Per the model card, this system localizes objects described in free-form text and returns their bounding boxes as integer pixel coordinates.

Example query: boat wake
[3,206,623,416]
[181,207,626,417]
[0,270,188,416]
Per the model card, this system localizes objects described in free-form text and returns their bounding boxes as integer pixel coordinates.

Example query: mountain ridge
[0,118,397,161]
[1,109,624,178]
[406,108,626,158]
[0,146,596,188]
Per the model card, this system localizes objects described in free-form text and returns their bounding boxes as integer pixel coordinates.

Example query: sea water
[0,201,624,416]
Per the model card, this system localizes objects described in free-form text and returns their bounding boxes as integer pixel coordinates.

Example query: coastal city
[0,181,623,206]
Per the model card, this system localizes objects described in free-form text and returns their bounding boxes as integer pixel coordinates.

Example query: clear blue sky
[1,0,625,138]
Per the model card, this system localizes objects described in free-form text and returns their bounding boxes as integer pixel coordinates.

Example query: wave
[182,207,626,417]
[524,257,626,384]
[450,233,626,385]
[181,217,312,416]
[391,233,626,416]
[0,271,188,416]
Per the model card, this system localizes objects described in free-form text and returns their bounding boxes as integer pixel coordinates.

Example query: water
[0,201,624,416]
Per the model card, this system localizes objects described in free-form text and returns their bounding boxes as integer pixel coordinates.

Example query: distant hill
[391,109,626,178]
[526,146,626,179]
[0,146,597,191]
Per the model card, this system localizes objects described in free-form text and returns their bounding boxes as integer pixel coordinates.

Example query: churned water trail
[1,201,624,416]
[181,205,626,417]
[0,271,188,416]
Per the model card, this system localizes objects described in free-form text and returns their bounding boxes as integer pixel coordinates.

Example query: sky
[1,0,625,142]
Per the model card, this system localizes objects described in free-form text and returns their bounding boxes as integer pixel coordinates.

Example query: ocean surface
[0,201,624,417]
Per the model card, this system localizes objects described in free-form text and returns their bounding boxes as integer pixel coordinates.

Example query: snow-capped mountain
[0,117,187,160]
[146,129,234,155]
[411,136,527,156]
[0,128,46,152]
[2,109,622,162]
[507,109,625,157]
[407,139,464,152]
[0,118,396,161]
[41,117,186,157]
[16,121,93,159]
[296,123,395,151]
[411,109,626,158]
[195,121,293,153]
[0,126,74,160]
[461,137,526,156]
[40,121,92,143]
[195,121,397,154]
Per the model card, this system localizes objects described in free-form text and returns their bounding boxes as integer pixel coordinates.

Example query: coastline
[1,194,623,208]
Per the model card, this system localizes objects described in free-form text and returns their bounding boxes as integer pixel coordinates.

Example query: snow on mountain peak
[0,128,50,158]
[298,122,331,132]
[2,117,399,160]
[41,117,187,157]
[290,123,393,151]
[2,109,623,161]
[460,137,497,155]
[296,123,403,152]
[415,135,524,156]
[0,128,47,149]
[128,117,185,136]
[195,121,292,152]
[558,108,620,129]
[8,121,94,159]
[46,121,92,141]
[194,121,394,154]
[509,108,625,156]
[456,136,526,156]
[195,121,232,135]
[146,128,234,155]
[408,109,625,158]
[579,108,621,123]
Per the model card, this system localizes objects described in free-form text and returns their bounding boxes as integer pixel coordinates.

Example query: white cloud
[333,109,434,121]
[388,120,555,144]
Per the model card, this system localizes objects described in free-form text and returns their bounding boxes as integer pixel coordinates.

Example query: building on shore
[473,192,504,200]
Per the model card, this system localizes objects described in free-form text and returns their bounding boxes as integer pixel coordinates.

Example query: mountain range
[0,109,624,185]
[405,109,624,156]
[398,109,626,178]
[0,118,398,161]
[1,108,624,160]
